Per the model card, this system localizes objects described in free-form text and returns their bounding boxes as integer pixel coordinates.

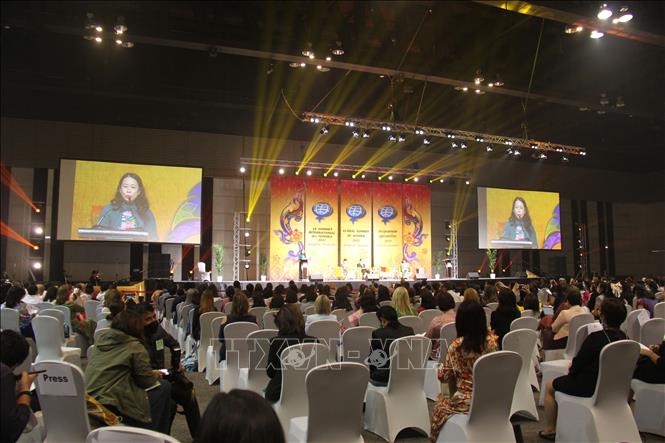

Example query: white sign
[587,322,603,334]
[637,310,650,327]
[36,364,77,396]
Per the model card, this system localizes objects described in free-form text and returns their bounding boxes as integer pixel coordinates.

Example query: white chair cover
[543,313,594,362]
[86,426,179,443]
[331,308,348,322]
[364,336,432,442]
[521,309,535,318]
[197,312,225,372]
[486,302,499,312]
[624,308,646,340]
[220,321,259,392]
[654,302,665,320]
[288,362,369,443]
[34,360,90,443]
[502,329,539,420]
[205,316,227,385]
[83,300,100,323]
[418,309,441,331]
[555,340,640,443]
[33,316,81,366]
[510,316,538,331]
[640,318,665,346]
[341,326,373,364]
[307,320,341,361]
[224,302,233,315]
[631,379,665,436]
[1,307,20,332]
[249,306,268,328]
[437,351,521,443]
[358,312,380,329]
[399,315,424,334]
[424,322,457,401]
[242,329,278,394]
[263,311,278,330]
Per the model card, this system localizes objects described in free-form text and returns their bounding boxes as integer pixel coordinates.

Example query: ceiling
[1,1,664,172]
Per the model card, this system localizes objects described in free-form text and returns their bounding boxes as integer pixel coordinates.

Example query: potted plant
[433,251,445,279]
[486,249,497,279]
[259,252,268,281]
[213,244,224,282]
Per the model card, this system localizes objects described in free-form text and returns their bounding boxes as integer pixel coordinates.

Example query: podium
[78,228,149,241]
[299,258,308,281]
[490,240,534,249]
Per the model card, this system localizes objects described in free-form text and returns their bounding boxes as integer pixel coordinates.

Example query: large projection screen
[478,187,561,250]
[57,159,202,244]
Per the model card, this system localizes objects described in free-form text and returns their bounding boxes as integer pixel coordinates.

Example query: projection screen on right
[477,187,561,250]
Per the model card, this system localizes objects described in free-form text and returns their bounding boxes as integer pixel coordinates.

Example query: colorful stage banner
[402,184,432,277]
[304,178,338,279]
[340,180,372,278]
[269,176,305,281]
[372,182,403,274]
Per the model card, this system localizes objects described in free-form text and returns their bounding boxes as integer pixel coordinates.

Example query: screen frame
[56,157,204,245]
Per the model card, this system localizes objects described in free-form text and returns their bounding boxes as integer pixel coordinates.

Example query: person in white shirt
[20,284,43,315]
[304,295,337,334]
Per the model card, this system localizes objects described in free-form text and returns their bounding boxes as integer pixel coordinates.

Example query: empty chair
[86,426,179,443]
[358,312,380,329]
[486,302,499,312]
[307,320,341,361]
[510,316,538,332]
[364,336,432,442]
[1,307,20,332]
[220,321,259,392]
[555,340,640,443]
[502,329,539,420]
[436,351,522,443]
[84,300,100,322]
[424,323,457,401]
[639,318,665,346]
[39,308,67,337]
[331,308,347,322]
[654,302,665,320]
[263,310,278,330]
[242,329,278,394]
[273,343,331,431]
[197,312,225,372]
[341,326,373,364]
[34,360,90,443]
[631,378,665,437]
[50,304,73,334]
[37,302,54,311]
[399,315,424,334]
[249,306,268,328]
[624,308,647,340]
[288,362,369,443]
[205,316,226,385]
[33,315,81,366]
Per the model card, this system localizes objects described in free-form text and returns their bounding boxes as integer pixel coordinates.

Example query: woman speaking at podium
[96,173,158,241]
[500,197,538,248]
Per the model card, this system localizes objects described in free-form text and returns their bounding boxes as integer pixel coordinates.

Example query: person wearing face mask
[129,302,200,439]
[95,172,158,241]
[500,196,538,248]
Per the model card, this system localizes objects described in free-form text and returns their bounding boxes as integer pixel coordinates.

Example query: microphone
[94,207,114,228]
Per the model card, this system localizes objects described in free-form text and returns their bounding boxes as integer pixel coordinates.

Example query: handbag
[86,394,122,428]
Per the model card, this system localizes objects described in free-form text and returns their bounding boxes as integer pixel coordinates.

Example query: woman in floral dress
[430,300,498,442]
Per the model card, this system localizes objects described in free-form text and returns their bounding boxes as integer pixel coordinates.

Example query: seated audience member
[305,295,337,333]
[463,287,481,305]
[2,286,34,338]
[299,286,318,313]
[55,284,96,347]
[97,298,125,330]
[426,292,457,359]
[1,330,39,443]
[132,302,201,439]
[265,305,317,402]
[285,288,299,304]
[21,284,42,314]
[198,390,285,443]
[522,292,541,317]
[586,281,609,314]
[191,286,217,341]
[269,293,285,310]
[42,286,58,303]
[490,288,521,348]
[346,289,379,327]
[376,285,392,304]
[418,290,437,313]
[634,284,658,316]
[392,287,417,318]
[368,306,415,386]
[431,300,499,441]
[86,310,174,433]
[482,282,498,305]
[252,289,267,308]
[539,298,627,440]
[332,286,353,311]
[543,288,585,350]
[170,287,188,322]
[633,341,665,384]
[218,292,256,362]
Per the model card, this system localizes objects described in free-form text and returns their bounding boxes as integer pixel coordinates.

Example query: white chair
[177,304,195,350]
[37,302,54,311]
[205,316,227,385]
[163,298,175,335]
[197,312,225,372]
[624,308,647,340]
[34,360,90,443]
[510,315,540,391]
[83,300,100,322]
[419,309,441,331]
[224,302,233,315]
[196,261,211,282]
[543,313,594,362]
[487,302,499,312]
[520,309,535,318]
[263,310,278,330]
[654,302,665,320]
[539,317,595,406]
[331,308,348,322]
[184,307,197,358]
[358,312,380,329]
[436,351,522,443]
[1,307,20,332]
[307,320,341,361]
[502,329,539,420]
[273,342,331,432]
[249,306,268,328]
[288,362,369,443]
[424,322,456,401]
[399,315,424,334]
[220,321,259,392]
[33,315,81,366]
[379,300,392,307]
[631,378,665,437]
[39,308,66,337]
[341,326,373,364]
[555,340,641,443]
[86,426,179,443]
[50,304,73,335]
[639,318,665,346]
[242,329,278,394]
[364,336,432,442]
[304,305,316,316]
[483,307,492,327]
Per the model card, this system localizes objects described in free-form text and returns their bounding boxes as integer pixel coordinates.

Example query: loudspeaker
[309,273,324,282]
[466,272,480,279]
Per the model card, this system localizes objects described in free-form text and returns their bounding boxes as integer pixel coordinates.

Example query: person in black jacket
[218,293,256,362]
[368,306,415,386]
[539,297,627,440]
[633,341,665,384]
[264,305,316,403]
[490,288,521,349]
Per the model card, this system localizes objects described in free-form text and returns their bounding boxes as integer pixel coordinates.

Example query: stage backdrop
[270,176,431,280]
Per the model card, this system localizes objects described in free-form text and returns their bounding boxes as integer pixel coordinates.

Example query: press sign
[36,365,77,396]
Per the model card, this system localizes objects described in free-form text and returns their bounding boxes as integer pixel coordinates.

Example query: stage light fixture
[465,180,470,185]
[306,170,312,176]
[352,129,360,138]
[462,86,468,92]
[379,176,383,181]
[439,179,444,183]
[597,3,612,20]
[316,65,330,72]
[295,171,300,175]
[486,145,494,152]
[34,226,43,235]
[325,56,332,61]
[388,133,397,142]
[300,62,306,68]
[445,221,451,230]
[278,167,285,175]
[590,30,604,39]
[451,141,459,149]
[446,132,456,139]
[115,38,123,45]
[244,231,250,238]
[506,148,513,155]
[475,136,485,142]
[404,178,409,182]
[302,43,313,57]
[33,245,39,250]
[474,89,485,95]
[530,143,538,149]
[398,133,406,142]
[538,152,548,159]
[308,54,315,59]
[95,25,103,33]
[352,174,357,179]
[333,171,339,177]
[310,117,320,123]
[562,155,570,162]
[474,69,484,85]
[381,124,391,131]
[513,149,521,156]
[616,6,633,22]
[239,166,246,174]
[361,174,366,179]
[114,16,127,34]
[32,262,42,270]
[121,41,134,48]
[413,177,419,182]
[388,175,393,181]
[320,125,329,135]
[460,142,468,149]
[246,217,251,222]
[344,121,355,127]
[555,147,564,152]
[415,128,425,135]
[580,150,587,156]
[244,264,250,269]
[35,208,41,213]
[445,235,451,242]
[423,137,431,145]
[94,36,102,43]
[316,65,322,70]
[362,130,370,138]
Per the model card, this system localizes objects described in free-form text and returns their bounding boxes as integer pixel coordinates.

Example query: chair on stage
[196,262,211,282]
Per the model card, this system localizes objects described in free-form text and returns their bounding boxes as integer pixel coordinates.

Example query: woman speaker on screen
[500,197,538,248]
[95,172,158,241]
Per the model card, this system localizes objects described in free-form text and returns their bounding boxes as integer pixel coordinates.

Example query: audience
[430,300,498,441]
[490,288,520,348]
[269,293,285,310]
[417,289,436,312]
[304,295,337,333]
[55,284,96,347]
[633,341,665,384]
[463,287,481,305]
[392,287,417,317]
[191,286,217,341]
[425,292,457,359]
[543,287,585,350]
[346,289,379,327]
[332,286,353,311]
[218,293,256,362]
[368,306,415,386]
[299,286,318,313]
[1,286,33,338]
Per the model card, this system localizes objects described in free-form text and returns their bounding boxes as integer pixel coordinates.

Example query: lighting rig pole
[451,222,459,279]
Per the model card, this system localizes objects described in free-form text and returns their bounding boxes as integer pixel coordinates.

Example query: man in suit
[368,306,415,385]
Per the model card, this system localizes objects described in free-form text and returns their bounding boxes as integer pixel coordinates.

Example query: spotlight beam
[0,162,40,212]
[0,221,37,249]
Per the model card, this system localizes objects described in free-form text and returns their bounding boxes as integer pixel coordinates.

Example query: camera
[166,368,193,389]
